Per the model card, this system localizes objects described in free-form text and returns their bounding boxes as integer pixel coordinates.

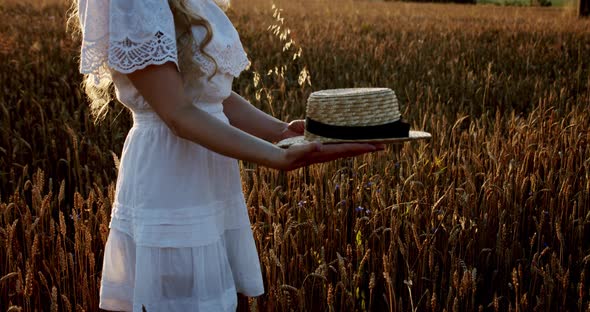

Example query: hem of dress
[100,285,238,312]
[236,280,265,297]
[137,286,238,312]
[100,281,134,311]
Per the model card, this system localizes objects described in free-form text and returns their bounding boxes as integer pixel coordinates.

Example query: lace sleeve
[183,0,250,78]
[78,0,179,84]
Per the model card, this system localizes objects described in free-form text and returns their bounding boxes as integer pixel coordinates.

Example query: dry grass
[1,0,589,311]
[0,0,68,9]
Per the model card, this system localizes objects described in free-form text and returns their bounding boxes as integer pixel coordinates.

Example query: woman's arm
[222,91,288,142]
[125,62,381,171]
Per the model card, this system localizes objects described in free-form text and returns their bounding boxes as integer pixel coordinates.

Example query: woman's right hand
[273,142,384,171]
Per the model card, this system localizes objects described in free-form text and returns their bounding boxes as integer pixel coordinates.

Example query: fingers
[288,120,305,134]
[283,142,386,171]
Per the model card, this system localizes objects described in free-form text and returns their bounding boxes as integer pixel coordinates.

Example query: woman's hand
[272,142,384,171]
[278,119,305,141]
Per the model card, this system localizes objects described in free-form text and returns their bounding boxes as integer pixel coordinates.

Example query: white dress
[77,0,264,310]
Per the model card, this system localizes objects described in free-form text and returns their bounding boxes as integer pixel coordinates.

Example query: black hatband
[305,117,410,140]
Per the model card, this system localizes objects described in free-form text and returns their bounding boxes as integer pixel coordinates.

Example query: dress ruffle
[99,228,264,312]
[183,0,251,78]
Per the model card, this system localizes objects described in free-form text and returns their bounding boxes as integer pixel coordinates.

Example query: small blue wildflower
[335,184,340,190]
[298,200,306,207]
[365,209,372,215]
[355,206,364,212]
[367,181,373,187]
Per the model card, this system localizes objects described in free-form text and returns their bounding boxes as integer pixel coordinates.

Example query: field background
[1,0,590,311]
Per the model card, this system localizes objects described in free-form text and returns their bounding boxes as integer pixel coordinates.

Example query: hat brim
[276,130,432,148]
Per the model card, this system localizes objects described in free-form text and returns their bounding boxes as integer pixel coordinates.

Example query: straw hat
[276,88,431,147]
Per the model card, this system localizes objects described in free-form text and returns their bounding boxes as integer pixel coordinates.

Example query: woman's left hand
[278,120,305,141]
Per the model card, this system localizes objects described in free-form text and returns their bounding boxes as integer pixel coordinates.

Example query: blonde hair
[68,0,218,121]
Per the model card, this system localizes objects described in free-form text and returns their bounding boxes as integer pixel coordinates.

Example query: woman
[73,0,381,310]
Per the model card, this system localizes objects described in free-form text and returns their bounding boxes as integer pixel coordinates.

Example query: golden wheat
[1,0,589,311]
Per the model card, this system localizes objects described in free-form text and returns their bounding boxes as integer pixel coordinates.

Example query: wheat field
[1,0,589,311]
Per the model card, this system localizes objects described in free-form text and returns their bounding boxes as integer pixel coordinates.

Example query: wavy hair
[68,0,219,121]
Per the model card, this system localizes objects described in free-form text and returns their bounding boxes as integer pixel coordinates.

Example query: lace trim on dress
[110,32,178,73]
[181,0,251,78]
[81,32,178,84]
[80,35,110,83]
[193,42,250,78]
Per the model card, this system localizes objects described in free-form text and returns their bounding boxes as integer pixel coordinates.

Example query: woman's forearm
[172,105,284,167]
[222,91,288,142]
